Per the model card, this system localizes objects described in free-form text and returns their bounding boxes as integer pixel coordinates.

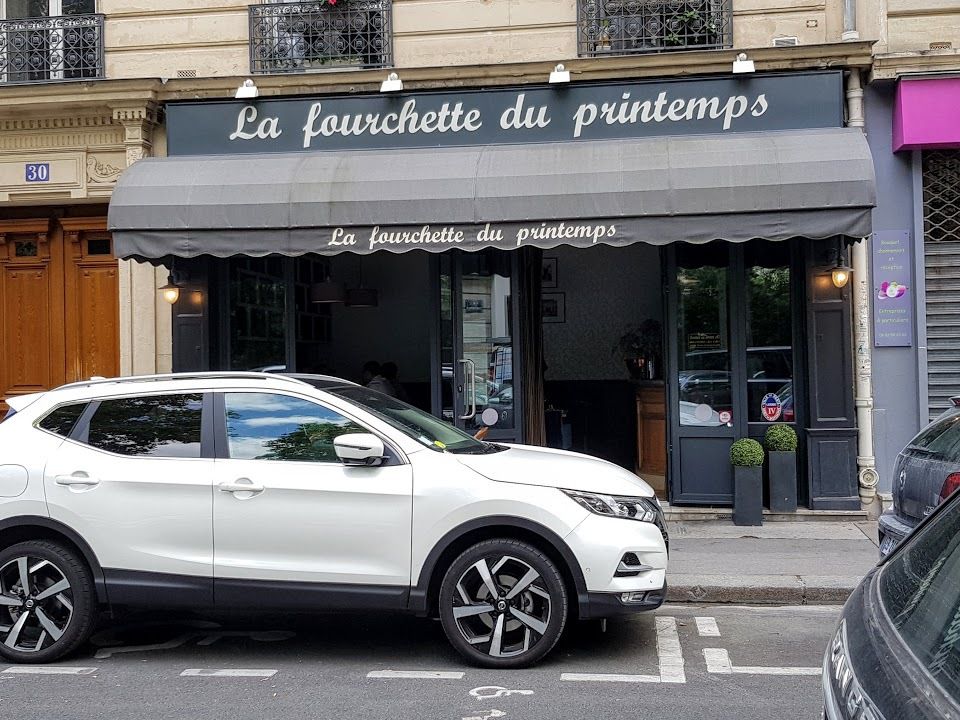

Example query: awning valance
[109,127,876,259]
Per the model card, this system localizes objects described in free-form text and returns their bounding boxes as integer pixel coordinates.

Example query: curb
[666,574,861,605]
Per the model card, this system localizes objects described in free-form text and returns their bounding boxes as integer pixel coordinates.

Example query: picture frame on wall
[542,292,565,323]
[541,257,558,289]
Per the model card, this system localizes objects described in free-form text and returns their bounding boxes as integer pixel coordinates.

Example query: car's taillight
[939,472,960,502]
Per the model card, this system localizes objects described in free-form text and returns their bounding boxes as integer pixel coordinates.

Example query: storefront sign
[894,78,960,152]
[166,72,843,156]
[872,230,913,347]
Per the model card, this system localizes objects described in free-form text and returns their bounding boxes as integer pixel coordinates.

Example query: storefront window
[745,242,794,424]
[228,257,287,370]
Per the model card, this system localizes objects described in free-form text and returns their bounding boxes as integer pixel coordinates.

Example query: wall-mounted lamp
[159,272,184,305]
[830,242,853,288]
[380,72,403,93]
[831,263,853,288]
[732,52,755,74]
[235,78,259,99]
[549,63,570,84]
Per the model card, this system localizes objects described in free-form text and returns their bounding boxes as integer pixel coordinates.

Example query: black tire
[438,538,568,669]
[0,540,97,664]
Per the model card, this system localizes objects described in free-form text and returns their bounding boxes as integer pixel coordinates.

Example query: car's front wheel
[439,538,568,668]
[0,540,97,663]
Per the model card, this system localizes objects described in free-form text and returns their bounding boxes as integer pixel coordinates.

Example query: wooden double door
[0,217,119,412]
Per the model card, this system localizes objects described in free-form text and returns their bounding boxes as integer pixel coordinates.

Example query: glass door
[667,242,740,504]
[437,250,520,442]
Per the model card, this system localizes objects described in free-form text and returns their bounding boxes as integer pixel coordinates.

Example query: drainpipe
[846,69,880,516]
[842,0,860,42]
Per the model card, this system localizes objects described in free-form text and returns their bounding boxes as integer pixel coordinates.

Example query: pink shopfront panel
[894,78,960,152]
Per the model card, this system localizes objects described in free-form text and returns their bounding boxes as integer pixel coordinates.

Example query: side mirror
[334,433,386,466]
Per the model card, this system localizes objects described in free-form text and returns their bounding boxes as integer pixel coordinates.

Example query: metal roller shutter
[923,150,960,421]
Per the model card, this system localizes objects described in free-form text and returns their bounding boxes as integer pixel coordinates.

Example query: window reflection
[87,394,202,458]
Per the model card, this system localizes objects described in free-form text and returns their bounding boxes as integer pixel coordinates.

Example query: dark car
[822,489,960,720]
[878,397,960,557]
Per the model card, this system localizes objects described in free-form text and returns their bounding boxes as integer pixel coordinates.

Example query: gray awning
[109,127,876,259]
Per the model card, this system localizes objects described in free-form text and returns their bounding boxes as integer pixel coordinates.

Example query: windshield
[878,496,960,702]
[329,385,498,454]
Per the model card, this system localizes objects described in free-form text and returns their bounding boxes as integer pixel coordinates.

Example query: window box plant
[764,424,798,513]
[730,437,764,526]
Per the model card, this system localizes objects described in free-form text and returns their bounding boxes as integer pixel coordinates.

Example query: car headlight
[563,490,660,523]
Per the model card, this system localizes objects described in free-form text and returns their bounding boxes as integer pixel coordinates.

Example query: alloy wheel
[0,556,74,653]
[451,555,552,658]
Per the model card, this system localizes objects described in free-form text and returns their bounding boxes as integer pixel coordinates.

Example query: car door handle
[55,472,99,487]
[218,480,265,495]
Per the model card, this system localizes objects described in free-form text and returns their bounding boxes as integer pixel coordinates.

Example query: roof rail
[55,372,311,392]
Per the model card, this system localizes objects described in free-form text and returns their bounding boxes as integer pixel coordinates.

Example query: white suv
[0,372,668,667]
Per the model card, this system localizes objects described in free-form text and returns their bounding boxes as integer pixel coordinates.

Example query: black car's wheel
[0,540,97,664]
[439,538,568,668]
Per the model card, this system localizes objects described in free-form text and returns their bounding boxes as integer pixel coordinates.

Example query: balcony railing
[249,1,392,74]
[0,13,104,84]
[577,0,732,57]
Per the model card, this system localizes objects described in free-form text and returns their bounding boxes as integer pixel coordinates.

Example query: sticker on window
[761,393,783,422]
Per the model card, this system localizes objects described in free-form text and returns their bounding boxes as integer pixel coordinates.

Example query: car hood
[454,443,655,497]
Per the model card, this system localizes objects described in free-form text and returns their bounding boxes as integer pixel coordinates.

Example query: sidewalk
[665,520,880,605]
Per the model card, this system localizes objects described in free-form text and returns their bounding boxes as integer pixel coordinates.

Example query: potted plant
[730,438,764,526]
[596,19,612,53]
[613,319,663,380]
[764,424,798,513]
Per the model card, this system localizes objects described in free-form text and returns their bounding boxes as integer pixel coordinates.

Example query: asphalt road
[0,604,836,720]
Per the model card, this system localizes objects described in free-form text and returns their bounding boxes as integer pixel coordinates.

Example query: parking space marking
[695,617,720,637]
[561,672,661,683]
[656,616,686,683]
[703,649,820,676]
[2,666,98,676]
[561,616,685,684]
[367,670,465,680]
[181,668,278,678]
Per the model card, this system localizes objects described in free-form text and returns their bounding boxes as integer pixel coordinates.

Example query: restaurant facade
[108,69,877,509]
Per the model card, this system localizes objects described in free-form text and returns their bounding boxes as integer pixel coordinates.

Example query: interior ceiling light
[309,279,346,304]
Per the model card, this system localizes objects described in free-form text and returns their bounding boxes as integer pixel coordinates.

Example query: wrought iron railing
[0,14,104,84]
[577,0,732,57]
[249,1,392,74]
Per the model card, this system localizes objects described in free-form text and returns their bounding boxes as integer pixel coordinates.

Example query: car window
[224,392,367,463]
[37,402,88,437]
[86,394,203,458]
[878,499,960,702]
[910,411,960,461]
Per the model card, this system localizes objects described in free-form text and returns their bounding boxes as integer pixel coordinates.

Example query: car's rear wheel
[0,540,97,663]
[438,538,568,668]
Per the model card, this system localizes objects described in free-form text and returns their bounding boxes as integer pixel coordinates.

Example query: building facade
[1,0,909,513]
[864,1,960,510]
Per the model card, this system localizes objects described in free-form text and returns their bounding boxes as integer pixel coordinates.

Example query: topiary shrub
[730,438,764,467]
[764,424,798,452]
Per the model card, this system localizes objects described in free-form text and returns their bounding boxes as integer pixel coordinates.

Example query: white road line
[561,616,686,685]
[2,666,97,675]
[656,616,686,683]
[180,669,278,678]
[703,648,820,676]
[695,617,721,637]
[560,673,661,683]
[367,670,465,680]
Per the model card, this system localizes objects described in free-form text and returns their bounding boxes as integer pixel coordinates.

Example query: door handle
[55,472,99,487]
[459,358,477,421]
[218,479,265,495]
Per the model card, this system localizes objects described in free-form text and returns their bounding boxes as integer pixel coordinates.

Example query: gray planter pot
[768,450,798,513]
[733,465,763,526]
